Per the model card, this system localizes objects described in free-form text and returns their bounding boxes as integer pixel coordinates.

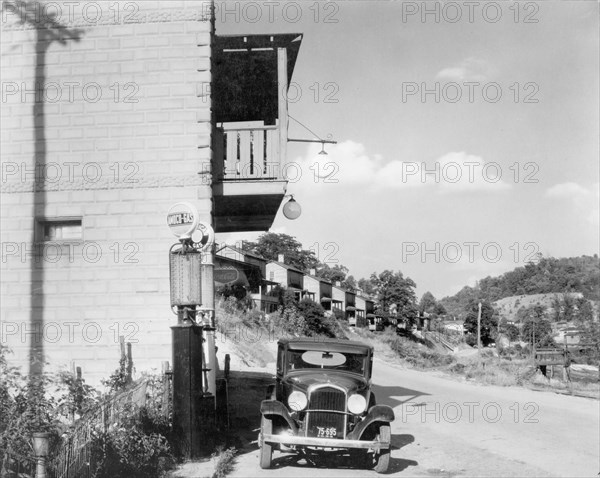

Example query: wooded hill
[440,255,600,319]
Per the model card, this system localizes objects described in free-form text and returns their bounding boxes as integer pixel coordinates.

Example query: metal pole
[288,138,338,144]
[533,316,536,357]
[477,302,482,353]
[201,245,216,397]
[278,47,288,174]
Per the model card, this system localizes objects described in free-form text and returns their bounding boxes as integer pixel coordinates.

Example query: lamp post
[32,432,50,478]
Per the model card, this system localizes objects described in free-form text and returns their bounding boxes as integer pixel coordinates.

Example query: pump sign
[192,221,215,251]
[167,202,199,240]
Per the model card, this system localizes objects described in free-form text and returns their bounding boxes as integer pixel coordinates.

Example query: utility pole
[532,315,536,358]
[477,302,482,353]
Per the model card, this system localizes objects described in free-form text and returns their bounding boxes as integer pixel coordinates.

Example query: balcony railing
[213,125,282,181]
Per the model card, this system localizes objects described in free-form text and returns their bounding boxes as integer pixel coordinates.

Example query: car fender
[347,404,395,441]
[260,400,299,434]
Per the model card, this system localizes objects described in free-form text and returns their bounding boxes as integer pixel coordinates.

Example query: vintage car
[259,338,394,473]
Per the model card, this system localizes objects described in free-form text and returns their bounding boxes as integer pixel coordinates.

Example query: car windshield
[286,349,367,375]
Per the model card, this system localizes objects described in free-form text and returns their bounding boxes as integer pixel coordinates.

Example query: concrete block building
[0,0,302,385]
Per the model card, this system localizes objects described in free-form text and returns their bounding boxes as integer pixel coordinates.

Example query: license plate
[315,426,338,438]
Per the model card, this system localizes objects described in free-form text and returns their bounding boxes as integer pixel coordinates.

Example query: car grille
[306,387,346,439]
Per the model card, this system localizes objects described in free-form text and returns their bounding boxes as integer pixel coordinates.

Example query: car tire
[259,416,273,469]
[373,424,391,474]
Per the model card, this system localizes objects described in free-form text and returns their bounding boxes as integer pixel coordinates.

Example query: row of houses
[215,245,376,322]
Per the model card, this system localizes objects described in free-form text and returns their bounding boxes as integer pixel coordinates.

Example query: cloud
[294,142,511,193]
[436,152,512,193]
[436,57,491,82]
[545,182,599,224]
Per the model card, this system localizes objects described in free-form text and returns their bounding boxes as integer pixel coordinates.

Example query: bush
[241,309,264,328]
[211,446,237,478]
[270,307,308,337]
[91,405,175,478]
[332,308,345,321]
[0,345,103,474]
[297,299,327,335]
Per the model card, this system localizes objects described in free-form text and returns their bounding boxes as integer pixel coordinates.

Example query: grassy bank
[351,327,599,397]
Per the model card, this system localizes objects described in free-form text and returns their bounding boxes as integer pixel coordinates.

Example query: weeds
[211,446,236,478]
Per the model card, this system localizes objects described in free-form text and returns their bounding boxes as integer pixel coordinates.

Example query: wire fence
[50,380,150,478]
[1,378,166,478]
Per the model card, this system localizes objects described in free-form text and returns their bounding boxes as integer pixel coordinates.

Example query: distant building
[265,256,310,302]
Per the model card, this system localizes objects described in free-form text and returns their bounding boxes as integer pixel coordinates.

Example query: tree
[517,303,548,324]
[463,301,499,346]
[242,233,319,271]
[521,318,554,347]
[434,302,447,316]
[316,264,348,283]
[504,323,520,342]
[370,270,418,321]
[357,277,377,295]
[419,291,437,315]
[342,275,357,291]
[574,298,599,361]
[575,297,594,323]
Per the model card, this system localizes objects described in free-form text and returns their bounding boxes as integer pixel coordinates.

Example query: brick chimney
[278,253,284,263]
[335,281,342,287]
[309,268,316,276]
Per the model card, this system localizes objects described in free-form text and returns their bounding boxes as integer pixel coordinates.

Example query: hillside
[440,255,600,319]
[493,292,583,323]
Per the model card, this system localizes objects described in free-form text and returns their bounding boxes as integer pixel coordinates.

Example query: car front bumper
[262,433,389,451]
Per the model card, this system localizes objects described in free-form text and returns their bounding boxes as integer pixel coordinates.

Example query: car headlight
[347,394,367,414]
[288,391,308,411]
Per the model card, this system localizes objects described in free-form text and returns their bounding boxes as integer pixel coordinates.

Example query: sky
[215,0,599,300]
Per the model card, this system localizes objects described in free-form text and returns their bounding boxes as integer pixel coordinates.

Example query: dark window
[37,218,82,241]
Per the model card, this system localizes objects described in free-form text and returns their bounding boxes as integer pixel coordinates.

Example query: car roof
[278,337,373,354]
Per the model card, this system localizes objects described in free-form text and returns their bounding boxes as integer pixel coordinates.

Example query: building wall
[266,263,288,288]
[1,1,213,385]
[355,297,366,317]
[332,286,345,307]
[304,275,320,300]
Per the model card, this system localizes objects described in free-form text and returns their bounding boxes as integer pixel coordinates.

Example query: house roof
[217,244,268,262]
[269,260,305,274]
[305,273,332,285]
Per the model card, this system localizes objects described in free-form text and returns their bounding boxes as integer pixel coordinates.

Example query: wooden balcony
[212,123,287,233]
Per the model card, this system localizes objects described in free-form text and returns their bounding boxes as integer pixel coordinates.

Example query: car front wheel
[259,416,273,469]
[373,424,391,474]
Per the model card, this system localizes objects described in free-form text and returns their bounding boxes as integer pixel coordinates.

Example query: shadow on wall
[2,0,84,376]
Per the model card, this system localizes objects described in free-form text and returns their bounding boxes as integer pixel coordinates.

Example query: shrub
[211,446,237,478]
[0,345,101,473]
[241,309,264,328]
[271,307,308,337]
[297,299,342,337]
[91,398,175,478]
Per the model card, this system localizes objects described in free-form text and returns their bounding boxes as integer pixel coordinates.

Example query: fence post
[126,342,133,385]
[162,361,171,418]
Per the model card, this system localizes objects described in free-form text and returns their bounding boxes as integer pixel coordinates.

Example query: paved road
[227,359,599,478]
